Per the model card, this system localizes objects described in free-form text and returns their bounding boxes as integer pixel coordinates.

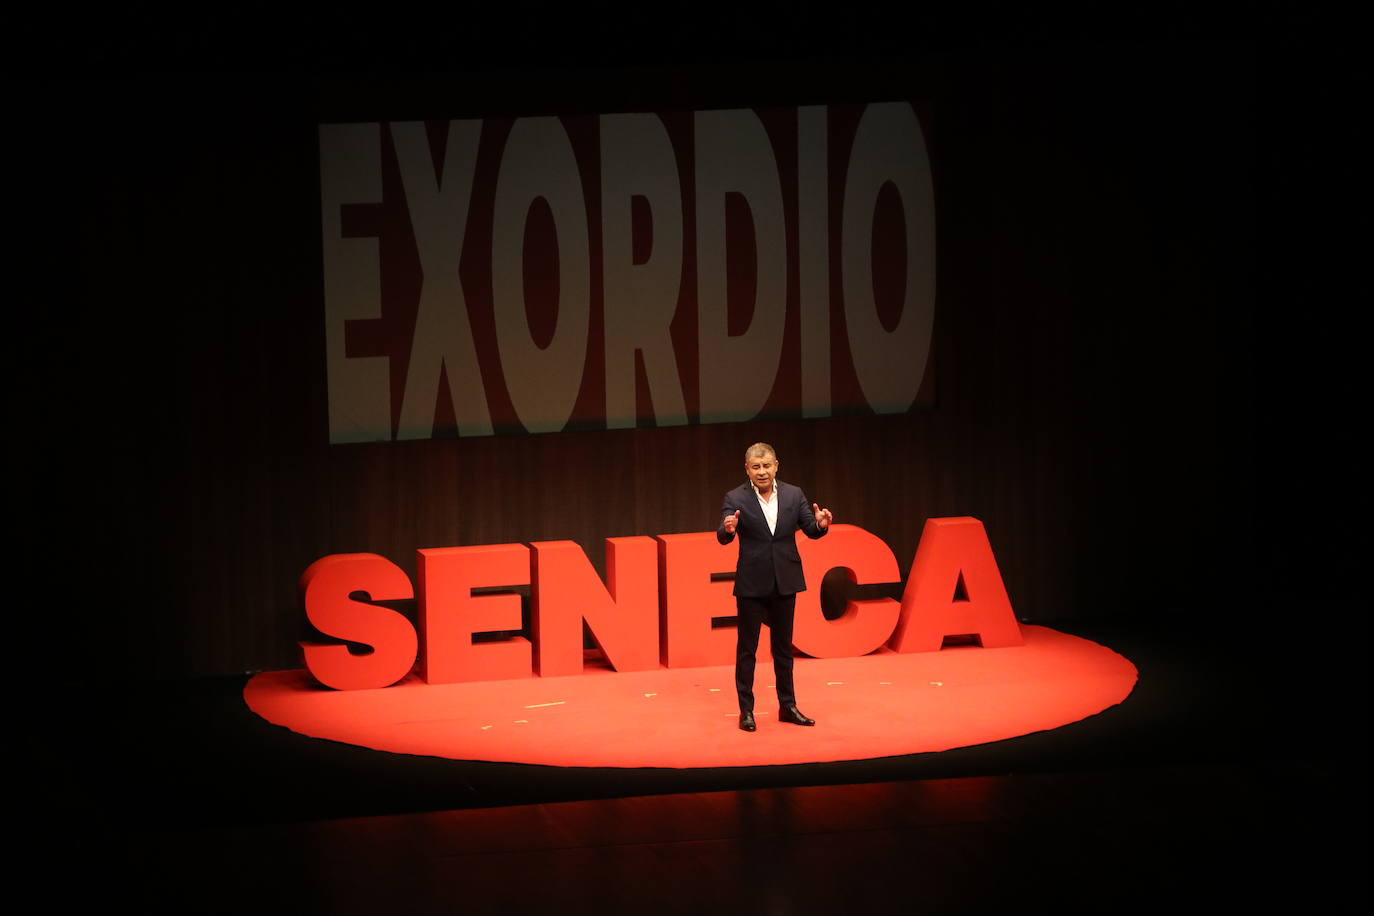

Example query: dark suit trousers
[735,591,797,713]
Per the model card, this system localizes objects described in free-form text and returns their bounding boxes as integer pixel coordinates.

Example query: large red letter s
[299,553,418,690]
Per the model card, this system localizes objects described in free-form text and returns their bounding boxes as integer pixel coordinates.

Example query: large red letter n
[531,537,659,676]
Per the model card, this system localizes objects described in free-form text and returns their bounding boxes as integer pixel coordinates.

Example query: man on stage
[717,442,833,732]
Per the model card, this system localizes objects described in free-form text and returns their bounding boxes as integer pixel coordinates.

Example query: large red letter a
[889,517,1023,652]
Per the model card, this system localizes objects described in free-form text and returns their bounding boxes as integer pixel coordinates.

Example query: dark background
[25,21,1357,911]
[23,20,1285,697]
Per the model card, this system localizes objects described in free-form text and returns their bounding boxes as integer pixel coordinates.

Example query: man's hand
[723,509,741,534]
[812,504,833,529]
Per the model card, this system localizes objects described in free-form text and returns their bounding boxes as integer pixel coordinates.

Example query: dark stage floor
[59,619,1337,911]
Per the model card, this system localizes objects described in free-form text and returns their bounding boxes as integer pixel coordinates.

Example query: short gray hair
[744,442,777,462]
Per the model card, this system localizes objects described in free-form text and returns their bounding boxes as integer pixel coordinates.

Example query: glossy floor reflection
[111,762,1327,913]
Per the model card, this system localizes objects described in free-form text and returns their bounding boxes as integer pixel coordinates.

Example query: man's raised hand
[812,504,833,529]
[723,509,741,533]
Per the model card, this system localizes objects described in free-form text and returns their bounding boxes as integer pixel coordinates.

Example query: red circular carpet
[243,625,1137,768]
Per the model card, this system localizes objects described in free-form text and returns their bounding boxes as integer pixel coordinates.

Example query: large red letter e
[418,544,533,683]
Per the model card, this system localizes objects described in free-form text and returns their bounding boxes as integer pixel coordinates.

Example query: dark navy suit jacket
[716,481,828,597]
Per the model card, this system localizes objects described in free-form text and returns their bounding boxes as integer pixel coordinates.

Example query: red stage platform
[244,624,1136,768]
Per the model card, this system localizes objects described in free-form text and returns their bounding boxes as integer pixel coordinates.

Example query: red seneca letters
[300,518,1024,691]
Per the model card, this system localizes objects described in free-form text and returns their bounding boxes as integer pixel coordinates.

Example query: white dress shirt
[753,480,780,535]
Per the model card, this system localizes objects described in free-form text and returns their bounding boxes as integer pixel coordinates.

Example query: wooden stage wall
[31,43,1257,681]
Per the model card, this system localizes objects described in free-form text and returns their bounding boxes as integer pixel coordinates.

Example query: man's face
[745,453,778,491]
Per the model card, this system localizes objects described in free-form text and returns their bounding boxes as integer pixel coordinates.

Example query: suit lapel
[738,482,766,535]
[767,481,792,540]
[776,482,796,538]
[740,481,781,538]
[739,481,797,539]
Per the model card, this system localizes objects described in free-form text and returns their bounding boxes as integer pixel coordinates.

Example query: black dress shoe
[779,705,815,726]
[739,712,756,732]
